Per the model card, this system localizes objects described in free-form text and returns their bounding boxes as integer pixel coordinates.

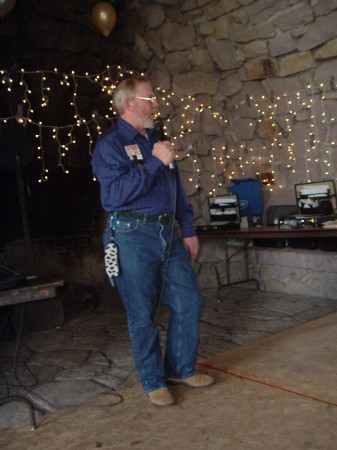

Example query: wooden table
[0,279,64,307]
[197,226,337,300]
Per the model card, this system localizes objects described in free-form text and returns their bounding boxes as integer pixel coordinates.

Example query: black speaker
[253,205,297,248]
[266,205,298,225]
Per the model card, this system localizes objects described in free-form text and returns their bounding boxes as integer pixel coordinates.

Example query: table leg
[217,238,260,301]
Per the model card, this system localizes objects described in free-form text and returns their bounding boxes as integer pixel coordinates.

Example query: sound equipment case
[196,194,241,233]
[288,180,337,249]
[253,181,337,250]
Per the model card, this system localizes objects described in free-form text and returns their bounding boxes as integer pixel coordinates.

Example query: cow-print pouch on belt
[104,241,119,278]
[104,214,119,280]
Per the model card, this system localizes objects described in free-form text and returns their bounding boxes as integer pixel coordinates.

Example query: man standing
[92,75,214,407]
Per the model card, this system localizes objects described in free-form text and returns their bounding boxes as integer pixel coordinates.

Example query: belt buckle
[158,214,171,224]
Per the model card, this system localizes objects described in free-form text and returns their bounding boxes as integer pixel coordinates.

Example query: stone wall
[117,0,337,221]
[114,0,337,298]
[119,0,337,298]
[249,246,337,298]
[1,0,337,299]
[1,0,337,219]
[196,239,337,299]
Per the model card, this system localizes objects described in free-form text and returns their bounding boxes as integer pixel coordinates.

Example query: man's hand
[152,141,175,166]
[182,236,200,262]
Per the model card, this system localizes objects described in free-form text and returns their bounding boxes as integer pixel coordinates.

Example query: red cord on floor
[197,361,337,408]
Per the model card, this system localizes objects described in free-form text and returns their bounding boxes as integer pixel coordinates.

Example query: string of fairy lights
[0,65,336,193]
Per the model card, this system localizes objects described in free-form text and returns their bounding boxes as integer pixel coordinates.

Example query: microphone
[154,120,174,170]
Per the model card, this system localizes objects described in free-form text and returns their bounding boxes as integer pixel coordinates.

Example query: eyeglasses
[135,96,158,103]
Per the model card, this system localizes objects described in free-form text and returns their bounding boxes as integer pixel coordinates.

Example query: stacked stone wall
[1,0,336,299]
[117,0,337,222]
[2,1,336,220]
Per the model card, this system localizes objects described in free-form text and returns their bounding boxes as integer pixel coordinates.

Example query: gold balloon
[92,2,117,38]
[0,0,16,18]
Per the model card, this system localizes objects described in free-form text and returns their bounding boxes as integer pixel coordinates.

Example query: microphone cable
[111,160,178,391]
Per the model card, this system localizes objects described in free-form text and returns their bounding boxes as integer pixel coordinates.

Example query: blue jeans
[104,214,202,393]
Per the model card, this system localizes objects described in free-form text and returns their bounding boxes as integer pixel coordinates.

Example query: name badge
[124,144,143,161]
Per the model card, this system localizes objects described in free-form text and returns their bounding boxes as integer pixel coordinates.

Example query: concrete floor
[1,287,337,449]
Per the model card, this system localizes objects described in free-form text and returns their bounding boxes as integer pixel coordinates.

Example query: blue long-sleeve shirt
[92,118,196,238]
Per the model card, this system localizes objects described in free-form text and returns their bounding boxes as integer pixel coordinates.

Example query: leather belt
[117,212,173,224]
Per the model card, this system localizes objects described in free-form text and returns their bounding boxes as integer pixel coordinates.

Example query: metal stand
[217,238,260,301]
[0,301,37,430]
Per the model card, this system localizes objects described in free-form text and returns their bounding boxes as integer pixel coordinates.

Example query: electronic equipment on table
[279,180,337,230]
[195,194,240,233]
